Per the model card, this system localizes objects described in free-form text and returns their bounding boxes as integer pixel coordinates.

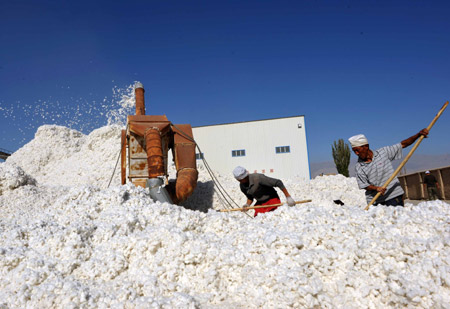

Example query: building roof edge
[192,115,305,128]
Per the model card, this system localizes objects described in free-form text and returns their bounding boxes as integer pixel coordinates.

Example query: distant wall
[398,166,450,200]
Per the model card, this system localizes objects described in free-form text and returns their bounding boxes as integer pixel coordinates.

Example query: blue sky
[1,0,449,162]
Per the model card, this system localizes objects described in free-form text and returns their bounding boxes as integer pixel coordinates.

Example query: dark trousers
[374,195,404,207]
[427,187,439,200]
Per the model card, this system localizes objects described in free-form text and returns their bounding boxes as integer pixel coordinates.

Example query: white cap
[425,170,430,174]
[233,166,249,180]
[348,134,369,148]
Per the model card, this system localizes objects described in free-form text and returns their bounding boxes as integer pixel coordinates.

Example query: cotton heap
[0,124,449,308]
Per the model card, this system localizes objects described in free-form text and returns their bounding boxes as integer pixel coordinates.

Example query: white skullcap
[233,166,249,180]
[348,134,369,148]
[425,170,430,174]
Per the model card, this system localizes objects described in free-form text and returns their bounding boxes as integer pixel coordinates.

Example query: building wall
[398,166,450,200]
[190,116,310,180]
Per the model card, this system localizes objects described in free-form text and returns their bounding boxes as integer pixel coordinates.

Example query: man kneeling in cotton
[233,166,295,216]
[349,129,428,206]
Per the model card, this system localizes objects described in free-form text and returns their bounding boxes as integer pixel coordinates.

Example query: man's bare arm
[401,128,429,148]
[365,185,386,195]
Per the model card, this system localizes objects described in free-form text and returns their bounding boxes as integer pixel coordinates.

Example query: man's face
[352,144,370,160]
[237,176,249,184]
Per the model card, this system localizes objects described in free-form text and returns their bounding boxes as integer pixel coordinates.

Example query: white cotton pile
[1,124,450,308]
[6,124,123,187]
[0,162,36,195]
[184,168,366,213]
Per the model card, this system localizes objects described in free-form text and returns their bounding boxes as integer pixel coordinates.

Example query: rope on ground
[107,124,128,188]
[170,123,251,217]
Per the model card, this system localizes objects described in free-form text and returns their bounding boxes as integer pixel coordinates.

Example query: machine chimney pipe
[135,82,145,115]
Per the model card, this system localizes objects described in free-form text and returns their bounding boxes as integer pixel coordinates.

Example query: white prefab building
[192,116,310,180]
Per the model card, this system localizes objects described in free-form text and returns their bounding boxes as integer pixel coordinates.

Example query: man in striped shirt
[349,129,428,206]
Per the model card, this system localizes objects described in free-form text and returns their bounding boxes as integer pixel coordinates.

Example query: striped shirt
[355,143,404,203]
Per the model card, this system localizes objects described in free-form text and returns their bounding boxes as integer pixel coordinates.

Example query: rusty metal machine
[120,82,198,204]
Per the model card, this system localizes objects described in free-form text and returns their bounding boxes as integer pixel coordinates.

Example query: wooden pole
[219,199,312,212]
[365,101,449,210]
[403,176,409,200]
[437,169,446,200]
[419,172,425,200]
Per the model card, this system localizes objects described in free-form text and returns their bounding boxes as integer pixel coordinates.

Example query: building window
[196,153,204,160]
[232,149,246,157]
[276,146,290,154]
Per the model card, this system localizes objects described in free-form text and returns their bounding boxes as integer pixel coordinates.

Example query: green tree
[332,139,351,177]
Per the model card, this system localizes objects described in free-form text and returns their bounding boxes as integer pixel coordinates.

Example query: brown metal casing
[128,133,148,184]
[145,128,165,178]
[172,168,198,204]
[135,87,145,115]
[128,115,170,123]
[168,124,198,203]
[172,124,196,169]
[127,115,171,188]
[123,85,198,203]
